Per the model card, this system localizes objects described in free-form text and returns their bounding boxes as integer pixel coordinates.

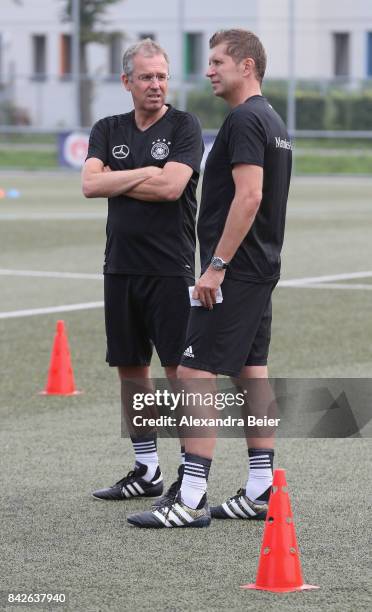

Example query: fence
[1,75,372,131]
[1,76,371,174]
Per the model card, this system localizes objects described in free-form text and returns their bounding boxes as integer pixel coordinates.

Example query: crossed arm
[194,163,263,309]
[82,157,193,202]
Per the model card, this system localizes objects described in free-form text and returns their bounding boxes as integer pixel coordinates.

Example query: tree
[61,0,124,126]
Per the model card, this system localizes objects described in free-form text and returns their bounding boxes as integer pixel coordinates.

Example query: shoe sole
[211,510,267,520]
[92,492,163,501]
[188,515,211,528]
[127,515,211,529]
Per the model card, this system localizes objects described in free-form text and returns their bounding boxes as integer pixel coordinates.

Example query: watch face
[212,257,224,270]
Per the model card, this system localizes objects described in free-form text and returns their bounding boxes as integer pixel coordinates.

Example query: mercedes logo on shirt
[112,144,130,159]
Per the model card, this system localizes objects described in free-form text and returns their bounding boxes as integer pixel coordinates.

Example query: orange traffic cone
[241,469,319,593]
[40,320,81,396]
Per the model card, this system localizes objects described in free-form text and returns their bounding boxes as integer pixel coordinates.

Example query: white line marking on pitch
[0,269,103,280]
[1,269,372,285]
[0,270,371,321]
[0,213,106,221]
[285,283,372,290]
[0,302,104,319]
[279,271,372,287]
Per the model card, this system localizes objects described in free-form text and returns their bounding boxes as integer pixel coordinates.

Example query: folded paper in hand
[188,286,223,307]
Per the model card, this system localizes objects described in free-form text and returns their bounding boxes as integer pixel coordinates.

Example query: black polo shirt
[86,105,204,278]
[198,95,292,282]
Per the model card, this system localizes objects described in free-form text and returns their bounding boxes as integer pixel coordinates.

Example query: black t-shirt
[198,95,292,282]
[86,105,204,278]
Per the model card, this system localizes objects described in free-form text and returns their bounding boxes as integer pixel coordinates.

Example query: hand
[103,165,112,173]
[193,267,226,310]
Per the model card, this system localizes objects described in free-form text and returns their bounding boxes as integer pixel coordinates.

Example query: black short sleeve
[226,108,267,168]
[167,113,204,173]
[86,119,109,164]
[198,96,292,282]
[84,108,201,278]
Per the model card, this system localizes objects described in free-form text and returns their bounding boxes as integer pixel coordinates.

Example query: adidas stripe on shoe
[92,464,163,501]
[152,465,183,508]
[211,488,268,520]
[127,492,211,529]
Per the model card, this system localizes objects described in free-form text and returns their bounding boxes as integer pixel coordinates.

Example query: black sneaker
[152,464,184,508]
[127,492,211,529]
[92,463,163,500]
[211,488,268,520]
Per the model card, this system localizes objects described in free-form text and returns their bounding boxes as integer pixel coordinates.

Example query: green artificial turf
[0,173,371,611]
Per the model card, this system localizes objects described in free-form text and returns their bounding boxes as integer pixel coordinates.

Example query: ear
[121,73,131,91]
[242,57,255,77]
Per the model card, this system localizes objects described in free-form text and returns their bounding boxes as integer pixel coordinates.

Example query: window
[367,32,372,77]
[139,33,155,41]
[184,32,203,78]
[32,34,47,79]
[60,34,72,77]
[108,33,123,75]
[333,33,350,77]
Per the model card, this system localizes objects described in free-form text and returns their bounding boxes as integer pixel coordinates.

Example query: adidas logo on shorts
[183,345,195,358]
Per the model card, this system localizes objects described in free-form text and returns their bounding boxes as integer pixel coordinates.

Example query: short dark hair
[209,29,267,84]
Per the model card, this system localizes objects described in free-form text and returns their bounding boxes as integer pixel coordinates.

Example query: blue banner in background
[58,132,89,169]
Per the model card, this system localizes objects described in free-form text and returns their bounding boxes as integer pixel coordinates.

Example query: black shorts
[179,278,276,377]
[104,274,193,367]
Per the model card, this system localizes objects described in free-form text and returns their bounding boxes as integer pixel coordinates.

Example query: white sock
[245,448,273,503]
[132,436,159,482]
[180,453,211,509]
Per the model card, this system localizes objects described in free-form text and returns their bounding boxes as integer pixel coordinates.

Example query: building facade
[1,0,372,127]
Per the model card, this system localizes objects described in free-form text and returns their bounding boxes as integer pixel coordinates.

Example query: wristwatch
[210,256,229,271]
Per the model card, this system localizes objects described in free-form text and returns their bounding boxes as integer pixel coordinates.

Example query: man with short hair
[82,39,204,502]
[128,29,292,528]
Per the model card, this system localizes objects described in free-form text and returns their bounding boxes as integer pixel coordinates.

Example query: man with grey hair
[82,39,204,502]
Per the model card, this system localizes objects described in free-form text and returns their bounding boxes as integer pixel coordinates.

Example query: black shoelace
[163,478,181,501]
[158,492,182,522]
[155,468,184,517]
[231,488,245,501]
[114,469,137,487]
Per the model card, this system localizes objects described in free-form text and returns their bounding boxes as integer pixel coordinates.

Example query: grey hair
[122,38,170,77]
